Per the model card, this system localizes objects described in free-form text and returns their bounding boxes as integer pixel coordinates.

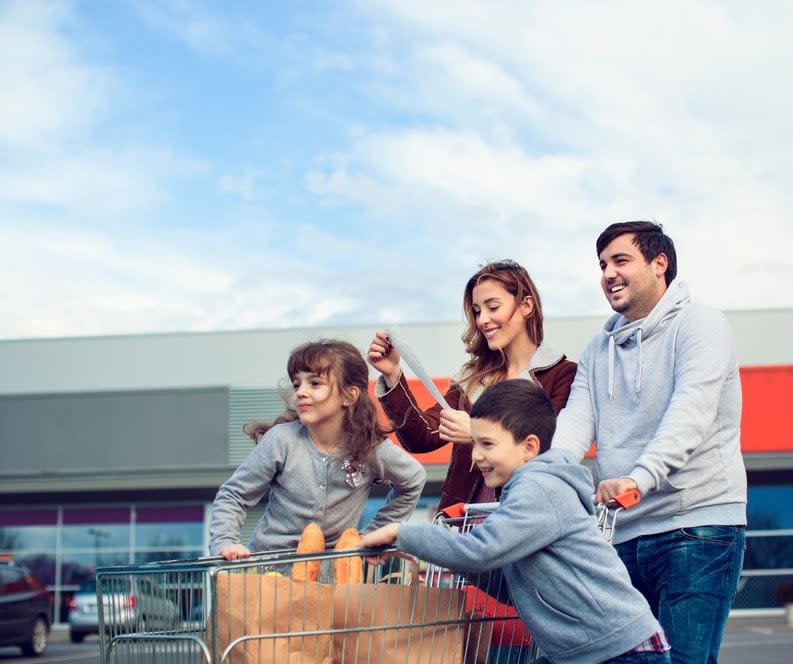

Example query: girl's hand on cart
[220,543,252,561]
[595,476,639,506]
[438,408,472,444]
[360,523,400,564]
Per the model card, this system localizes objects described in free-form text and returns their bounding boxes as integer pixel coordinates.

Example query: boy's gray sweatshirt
[397,448,662,664]
[552,280,746,543]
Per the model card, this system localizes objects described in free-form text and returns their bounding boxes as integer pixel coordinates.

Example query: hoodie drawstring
[608,335,615,400]
[635,328,643,397]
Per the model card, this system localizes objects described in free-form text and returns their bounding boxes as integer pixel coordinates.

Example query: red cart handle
[607,488,640,510]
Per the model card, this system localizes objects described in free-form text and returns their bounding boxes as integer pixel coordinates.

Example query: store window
[133,505,204,563]
[0,502,208,624]
[0,509,57,552]
[734,485,793,611]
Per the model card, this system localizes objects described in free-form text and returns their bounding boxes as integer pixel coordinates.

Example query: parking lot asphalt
[45,612,793,664]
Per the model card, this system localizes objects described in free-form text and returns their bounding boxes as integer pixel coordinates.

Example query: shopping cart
[96,545,475,664]
[429,488,642,664]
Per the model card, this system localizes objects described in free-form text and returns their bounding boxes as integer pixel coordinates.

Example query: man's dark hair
[469,379,556,453]
[596,220,677,286]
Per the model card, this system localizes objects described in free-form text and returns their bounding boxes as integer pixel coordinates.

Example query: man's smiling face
[599,233,668,322]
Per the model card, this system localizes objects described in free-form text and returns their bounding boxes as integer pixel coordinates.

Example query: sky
[2,0,792,341]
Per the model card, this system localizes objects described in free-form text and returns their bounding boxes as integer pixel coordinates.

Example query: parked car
[0,557,52,657]
[68,575,180,643]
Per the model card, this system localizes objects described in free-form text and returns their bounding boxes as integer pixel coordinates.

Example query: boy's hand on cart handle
[220,543,252,561]
[360,522,400,547]
[360,523,400,564]
[596,477,639,506]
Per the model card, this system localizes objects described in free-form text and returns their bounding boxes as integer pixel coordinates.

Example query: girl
[368,259,576,510]
[209,339,427,560]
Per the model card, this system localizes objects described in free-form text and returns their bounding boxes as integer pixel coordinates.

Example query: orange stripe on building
[739,365,793,453]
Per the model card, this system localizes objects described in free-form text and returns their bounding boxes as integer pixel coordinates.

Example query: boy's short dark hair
[596,220,678,286]
[469,379,556,453]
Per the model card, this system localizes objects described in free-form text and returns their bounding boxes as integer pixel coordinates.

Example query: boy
[360,379,670,664]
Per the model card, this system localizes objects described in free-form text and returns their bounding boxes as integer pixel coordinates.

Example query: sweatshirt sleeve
[208,434,280,555]
[396,477,562,573]
[376,373,464,453]
[630,306,739,495]
[550,345,596,461]
[358,440,427,533]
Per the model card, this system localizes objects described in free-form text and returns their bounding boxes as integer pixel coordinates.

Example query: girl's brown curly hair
[243,339,391,468]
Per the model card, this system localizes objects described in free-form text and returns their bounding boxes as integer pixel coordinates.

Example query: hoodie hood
[456,341,567,405]
[602,280,690,398]
[505,447,596,515]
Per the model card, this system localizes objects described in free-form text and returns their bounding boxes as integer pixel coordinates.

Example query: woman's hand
[438,408,472,444]
[220,543,251,561]
[367,330,402,387]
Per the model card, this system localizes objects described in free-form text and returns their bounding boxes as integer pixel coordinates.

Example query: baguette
[292,522,325,582]
[334,528,363,584]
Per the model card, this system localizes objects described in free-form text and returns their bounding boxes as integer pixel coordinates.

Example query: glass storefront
[2,487,793,623]
[733,485,793,612]
[0,503,206,623]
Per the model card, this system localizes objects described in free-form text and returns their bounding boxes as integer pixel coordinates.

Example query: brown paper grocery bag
[213,572,335,664]
[332,582,465,664]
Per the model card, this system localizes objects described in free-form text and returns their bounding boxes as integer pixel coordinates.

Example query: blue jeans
[615,526,746,664]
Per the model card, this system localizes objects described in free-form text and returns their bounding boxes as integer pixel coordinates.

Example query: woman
[367,259,576,510]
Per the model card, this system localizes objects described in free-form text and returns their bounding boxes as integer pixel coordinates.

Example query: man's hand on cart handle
[596,477,640,507]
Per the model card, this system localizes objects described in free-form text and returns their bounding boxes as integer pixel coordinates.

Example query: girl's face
[471,279,532,355]
[291,370,347,432]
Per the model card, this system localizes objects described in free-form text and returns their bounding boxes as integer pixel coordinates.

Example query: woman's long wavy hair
[242,339,391,468]
[458,260,545,403]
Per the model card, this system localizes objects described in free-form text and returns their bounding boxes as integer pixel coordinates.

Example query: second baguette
[334,528,363,584]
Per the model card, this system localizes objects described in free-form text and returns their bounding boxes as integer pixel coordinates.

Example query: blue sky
[2,0,792,340]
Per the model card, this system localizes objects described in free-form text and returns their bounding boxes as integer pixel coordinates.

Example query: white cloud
[219,170,267,201]
[1,1,792,341]
[0,0,108,148]
[312,0,793,315]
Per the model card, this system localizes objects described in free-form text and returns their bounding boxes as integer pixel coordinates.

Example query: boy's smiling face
[470,417,539,489]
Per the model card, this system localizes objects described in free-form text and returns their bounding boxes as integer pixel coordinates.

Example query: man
[552,221,746,664]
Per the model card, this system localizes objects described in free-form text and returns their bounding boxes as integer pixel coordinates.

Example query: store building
[1,310,792,623]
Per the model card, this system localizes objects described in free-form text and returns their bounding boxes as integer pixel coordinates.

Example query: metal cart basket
[96,546,478,663]
[95,491,640,663]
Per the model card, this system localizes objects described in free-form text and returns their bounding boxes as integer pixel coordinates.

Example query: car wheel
[21,616,49,656]
[69,630,86,644]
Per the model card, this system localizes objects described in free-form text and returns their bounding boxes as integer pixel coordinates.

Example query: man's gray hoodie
[397,448,662,664]
[552,280,746,543]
